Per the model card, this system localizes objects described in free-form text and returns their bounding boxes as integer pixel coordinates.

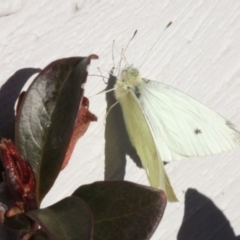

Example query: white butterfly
[113,65,240,202]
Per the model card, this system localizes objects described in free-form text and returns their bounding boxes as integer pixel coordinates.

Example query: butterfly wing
[117,90,178,202]
[140,78,240,161]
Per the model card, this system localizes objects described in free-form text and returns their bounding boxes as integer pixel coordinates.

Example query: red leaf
[0,139,37,211]
[61,97,97,170]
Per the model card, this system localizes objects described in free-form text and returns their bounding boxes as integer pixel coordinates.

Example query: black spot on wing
[194,129,202,134]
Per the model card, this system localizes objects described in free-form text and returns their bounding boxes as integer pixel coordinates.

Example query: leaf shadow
[104,74,142,181]
[178,188,240,240]
[0,68,41,181]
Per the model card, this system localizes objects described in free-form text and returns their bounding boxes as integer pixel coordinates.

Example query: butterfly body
[114,65,240,202]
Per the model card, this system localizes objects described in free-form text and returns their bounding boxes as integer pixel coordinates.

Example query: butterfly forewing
[140,78,240,161]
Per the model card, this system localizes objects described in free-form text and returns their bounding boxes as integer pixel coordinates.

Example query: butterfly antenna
[112,44,124,75]
[114,45,129,64]
[112,40,116,74]
[117,48,126,75]
[139,21,172,69]
[114,30,138,76]
[124,30,138,53]
[118,30,138,71]
[112,47,128,76]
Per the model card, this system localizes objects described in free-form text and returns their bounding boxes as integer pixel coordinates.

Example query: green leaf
[73,181,167,240]
[15,55,98,205]
[27,196,93,240]
[30,229,53,240]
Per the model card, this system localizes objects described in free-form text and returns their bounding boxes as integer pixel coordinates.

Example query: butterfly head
[121,65,140,80]
[114,65,143,100]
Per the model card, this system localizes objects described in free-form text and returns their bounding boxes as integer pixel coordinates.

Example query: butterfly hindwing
[118,89,178,202]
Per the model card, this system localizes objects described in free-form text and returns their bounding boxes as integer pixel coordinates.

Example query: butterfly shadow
[0,67,41,181]
[104,74,142,181]
[177,188,240,240]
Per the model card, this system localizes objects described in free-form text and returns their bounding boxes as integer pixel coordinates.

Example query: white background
[0,1,240,239]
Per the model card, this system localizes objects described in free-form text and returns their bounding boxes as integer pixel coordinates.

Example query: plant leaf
[27,196,93,240]
[15,55,98,205]
[30,229,51,240]
[61,97,97,170]
[3,213,32,231]
[0,139,37,211]
[73,181,167,240]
